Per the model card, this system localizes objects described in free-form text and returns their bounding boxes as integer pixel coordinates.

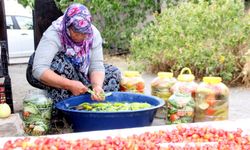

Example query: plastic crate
[0,41,13,112]
[0,41,8,77]
[0,76,14,112]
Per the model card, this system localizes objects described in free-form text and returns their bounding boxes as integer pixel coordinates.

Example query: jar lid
[177,67,195,82]
[157,72,173,78]
[203,77,222,84]
[124,71,140,77]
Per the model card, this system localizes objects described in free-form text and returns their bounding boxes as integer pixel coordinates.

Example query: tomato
[169,114,179,122]
[205,94,216,106]
[205,108,216,115]
[136,82,144,92]
[3,126,250,149]
[23,111,30,118]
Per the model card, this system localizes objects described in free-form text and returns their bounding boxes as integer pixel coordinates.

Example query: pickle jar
[151,72,176,119]
[22,89,53,136]
[166,92,195,124]
[194,77,229,122]
[171,67,198,98]
[120,71,145,93]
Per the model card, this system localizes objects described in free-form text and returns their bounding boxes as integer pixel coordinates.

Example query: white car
[6,15,34,64]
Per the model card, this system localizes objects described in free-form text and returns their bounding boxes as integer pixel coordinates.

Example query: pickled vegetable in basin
[55,92,165,132]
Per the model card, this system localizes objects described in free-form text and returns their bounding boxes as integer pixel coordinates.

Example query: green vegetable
[73,102,152,112]
[168,100,179,108]
[23,105,39,114]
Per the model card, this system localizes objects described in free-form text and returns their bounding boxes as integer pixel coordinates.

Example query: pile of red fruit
[2,126,250,150]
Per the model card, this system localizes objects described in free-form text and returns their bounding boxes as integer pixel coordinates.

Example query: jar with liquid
[23,89,53,136]
[151,72,176,119]
[166,92,195,124]
[195,77,229,122]
[171,67,198,98]
[120,71,145,93]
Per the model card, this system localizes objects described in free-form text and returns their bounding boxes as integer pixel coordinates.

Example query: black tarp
[34,0,62,49]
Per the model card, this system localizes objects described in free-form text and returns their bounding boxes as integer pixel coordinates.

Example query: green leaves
[54,0,158,53]
[130,0,250,84]
[18,0,34,9]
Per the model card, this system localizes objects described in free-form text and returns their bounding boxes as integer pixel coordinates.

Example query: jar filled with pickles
[195,77,229,122]
[22,89,53,136]
[166,92,195,124]
[171,67,198,98]
[120,71,145,93]
[151,72,176,119]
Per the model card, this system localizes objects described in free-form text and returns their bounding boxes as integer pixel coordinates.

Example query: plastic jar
[166,92,195,124]
[22,89,53,136]
[120,71,145,93]
[151,72,176,119]
[194,77,229,122]
[171,67,198,98]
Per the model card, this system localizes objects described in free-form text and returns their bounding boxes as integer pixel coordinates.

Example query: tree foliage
[130,0,250,85]
[54,0,160,54]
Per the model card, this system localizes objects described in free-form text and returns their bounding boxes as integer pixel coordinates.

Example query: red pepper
[136,82,144,92]
[205,108,215,116]
[170,114,179,122]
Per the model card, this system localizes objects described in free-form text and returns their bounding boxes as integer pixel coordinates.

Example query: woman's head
[52,3,94,74]
[64,3,93,43]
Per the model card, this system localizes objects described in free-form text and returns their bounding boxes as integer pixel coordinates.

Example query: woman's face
[68,26,88,43]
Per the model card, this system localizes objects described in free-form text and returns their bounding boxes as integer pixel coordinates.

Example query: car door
[6,15,34,58]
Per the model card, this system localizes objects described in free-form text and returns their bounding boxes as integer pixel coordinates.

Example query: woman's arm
[88,25,105,100]
[40,69,88,95]
[33,26,88,95]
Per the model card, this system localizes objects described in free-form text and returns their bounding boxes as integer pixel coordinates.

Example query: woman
[26,3,121,130]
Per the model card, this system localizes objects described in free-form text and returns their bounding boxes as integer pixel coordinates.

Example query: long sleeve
[32,26,62,80]
[88,25,105,74]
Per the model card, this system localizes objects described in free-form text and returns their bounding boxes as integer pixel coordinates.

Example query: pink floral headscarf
[52,3,93,75]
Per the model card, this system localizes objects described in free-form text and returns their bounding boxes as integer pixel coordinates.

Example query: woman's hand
[68,80,88,96]
[91,85,105,101]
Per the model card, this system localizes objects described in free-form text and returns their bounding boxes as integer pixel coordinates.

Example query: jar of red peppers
[120,71,145,93]
[171,67,198,98]
[151,72,176,119]
[194,77,229,122]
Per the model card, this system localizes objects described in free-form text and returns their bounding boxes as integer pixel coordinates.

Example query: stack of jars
[120,71,145,93]
[195,77,229,122]
[151,72,176,119]
[167,68,198,124]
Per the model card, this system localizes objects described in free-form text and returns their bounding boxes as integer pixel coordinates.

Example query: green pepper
[186,100,195,108]
[168,107,177,114]
[168,100,179,108]
[180,116,193,123]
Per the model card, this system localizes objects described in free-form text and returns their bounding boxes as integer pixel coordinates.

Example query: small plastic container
[171,67,198,98]
[166,92,195,124]
[194,77,229,122]
[120,71,145,93]
[22,89,53,136]
[151,72,176,119]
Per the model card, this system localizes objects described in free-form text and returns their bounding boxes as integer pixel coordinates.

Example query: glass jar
[171,67,198,98]
[195,77,229,122]
[120,71,145,93]
[166,92,195,124]
[151,72,176,119]
[22,89,53,136]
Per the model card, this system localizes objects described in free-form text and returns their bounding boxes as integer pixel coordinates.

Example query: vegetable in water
[73,102,152,112]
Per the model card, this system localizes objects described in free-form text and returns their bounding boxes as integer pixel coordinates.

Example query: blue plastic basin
[55,92,165,132]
